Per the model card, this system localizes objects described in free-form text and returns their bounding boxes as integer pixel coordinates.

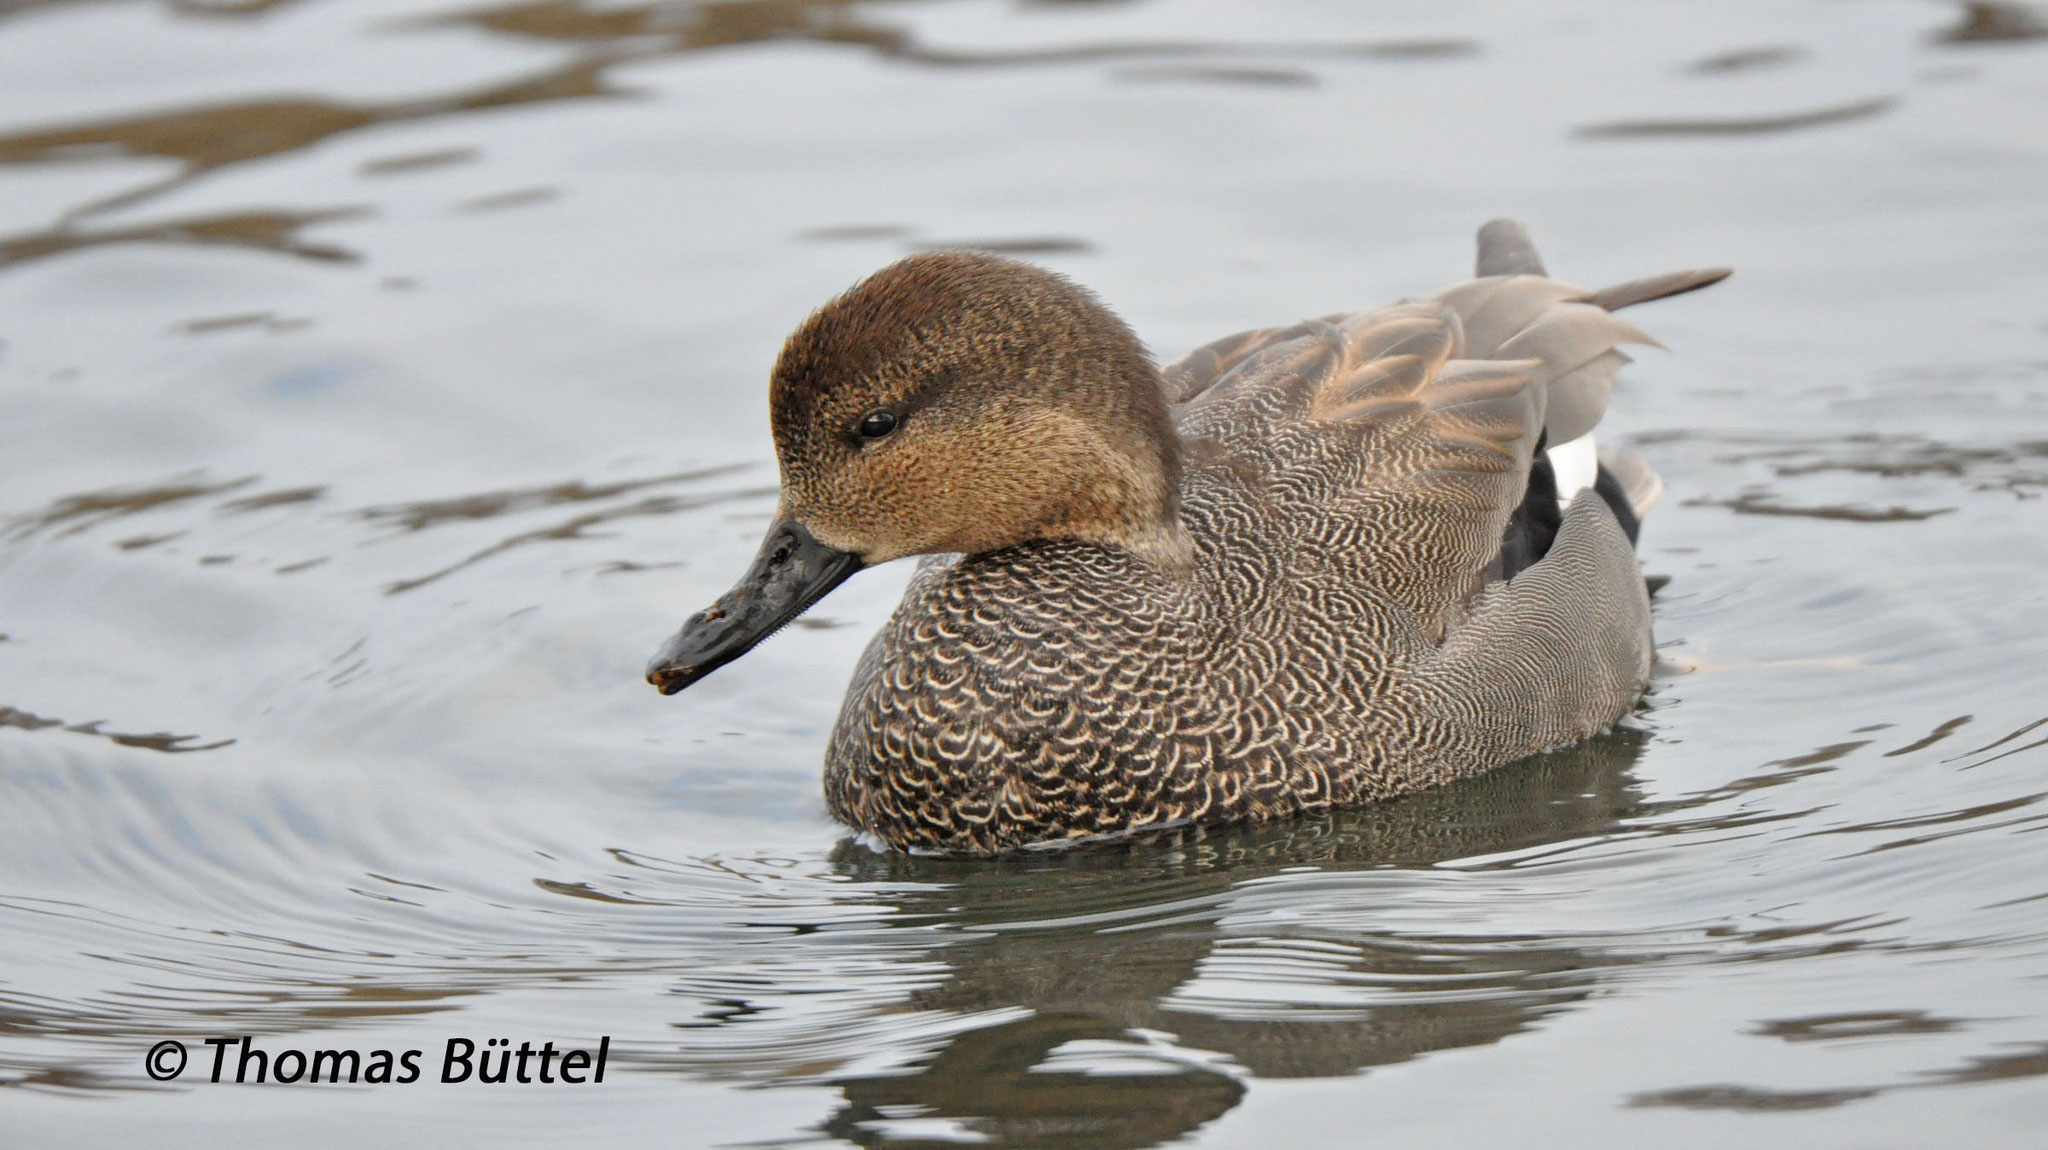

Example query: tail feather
[1579,267,1732,312]
[1453,222,1730,463]
[1477,218,1730,312]
[1476,218,1548,277]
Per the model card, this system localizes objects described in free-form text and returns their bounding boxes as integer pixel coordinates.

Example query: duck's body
[650,222,1726,855]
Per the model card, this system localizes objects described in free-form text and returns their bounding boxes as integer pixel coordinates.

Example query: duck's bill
[645,517,864,695]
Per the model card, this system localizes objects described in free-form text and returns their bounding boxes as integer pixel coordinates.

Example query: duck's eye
[857,411,899,440]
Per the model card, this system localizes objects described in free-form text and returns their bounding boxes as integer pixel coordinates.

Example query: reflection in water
[785,733,1655,1145]
[1800,792,2048,857]
[1683,491,1953,522]
[166,0,305,16]
[2,466,779,592]
[799,223,914,243]
[1577,96,1897,138]
[1702,431,2048,498]
[1113,63,1319,87]
[1884,715,1973,757]
[824,1014,1244,1150]
[456,186,559,213]
[357,467,753,532]
[776,725,2044,1142]
[0,207,366,271]
[0,704,233,753]
[912,235,1094,256]
[0,0,305,17]
[375,487,775,592]
[1946,716,2048,770]
[1686,45,1807,75]
[358,146,480,176]
[216,486,325,514]
[0,55,620,239]
[355,465,776,592]
[1631,1040,2048,1112]
[798,224,1094,253]
[417,0,913,54]
[423,0,1475,66]
[175,310,312,335]
[1755,1011,1966,1042]
[1631,1083,1882,1112]
[0,99,381,171]
[1643,428,2047,524]
[1936,1,2048,43]
[4,474,257,539]
[0,0,1478,266]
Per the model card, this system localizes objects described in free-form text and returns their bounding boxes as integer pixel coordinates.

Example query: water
[2,0,2045,1144]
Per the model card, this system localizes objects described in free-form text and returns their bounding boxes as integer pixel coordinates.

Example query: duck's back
[825,228,1722,853]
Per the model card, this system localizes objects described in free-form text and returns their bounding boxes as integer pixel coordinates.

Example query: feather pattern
[813,222,1724,853]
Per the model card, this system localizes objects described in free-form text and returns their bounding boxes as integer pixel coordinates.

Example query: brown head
[647,251,1186,694]
[770,250,1181,562]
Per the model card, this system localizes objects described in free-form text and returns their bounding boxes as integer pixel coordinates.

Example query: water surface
[2,0,2046,1145]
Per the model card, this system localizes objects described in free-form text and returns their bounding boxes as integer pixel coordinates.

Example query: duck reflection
[808,729,1651,1147]
[823,1014,1244,1150]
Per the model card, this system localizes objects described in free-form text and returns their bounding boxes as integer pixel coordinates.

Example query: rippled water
[2,0,2046,1144]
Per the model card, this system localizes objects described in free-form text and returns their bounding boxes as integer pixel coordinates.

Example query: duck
[647,220,1728,855]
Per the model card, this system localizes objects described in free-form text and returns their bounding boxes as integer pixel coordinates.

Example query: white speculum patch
[1547,432,1599,507]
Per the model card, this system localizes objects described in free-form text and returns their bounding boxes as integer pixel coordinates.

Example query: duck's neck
[1110,516,1197,572]
[1035,399,1191,573]
[1034,504,1192,574]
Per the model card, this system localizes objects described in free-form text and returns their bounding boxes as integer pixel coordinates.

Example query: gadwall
[648,221,1727,854]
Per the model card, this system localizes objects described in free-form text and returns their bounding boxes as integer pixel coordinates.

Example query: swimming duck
[648,221,1727,855]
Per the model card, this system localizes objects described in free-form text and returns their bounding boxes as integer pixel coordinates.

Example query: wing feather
[1165,221,1718,639]
[1162,322,1316,406]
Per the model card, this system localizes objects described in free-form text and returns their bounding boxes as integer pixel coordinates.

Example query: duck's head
[647,250,1183,695]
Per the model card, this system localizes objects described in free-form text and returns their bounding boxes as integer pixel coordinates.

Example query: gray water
[2,0,2046,1145]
